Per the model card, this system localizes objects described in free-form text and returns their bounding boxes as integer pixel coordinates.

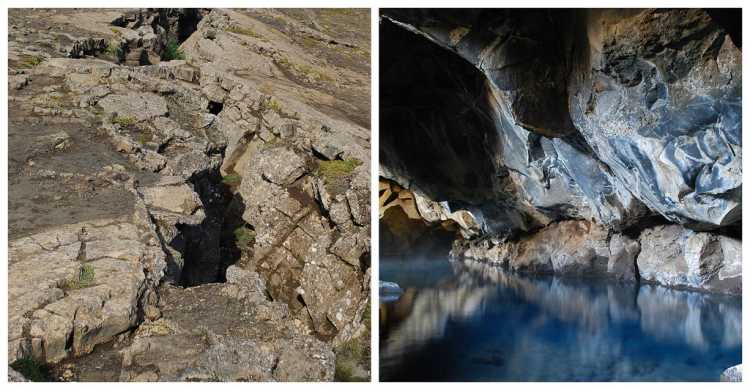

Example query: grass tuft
[10,357,49,382]
[162,38,185,61]
[104,38,121,57]
[112,115,136,127]
[233,226,255,250]
[334,337,366,382]
[317,159,362,180]
[19,55,43,69]
[276,56,333,84]
[266,99,283,114]
[61,264,95,290]
[221,174,242,186]
[335,363,354,382]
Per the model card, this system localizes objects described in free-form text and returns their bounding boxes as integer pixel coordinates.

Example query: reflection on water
[380,257,742,381]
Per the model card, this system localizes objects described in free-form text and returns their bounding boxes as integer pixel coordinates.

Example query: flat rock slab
[8,216,157,364]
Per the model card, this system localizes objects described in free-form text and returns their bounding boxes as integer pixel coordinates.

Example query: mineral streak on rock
[380,9,740,296]
[8,8,370,382]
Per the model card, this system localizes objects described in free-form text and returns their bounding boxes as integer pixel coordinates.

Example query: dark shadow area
[706,9,742,49]
[208,101,224,115]
[169,168,246,287]
[379,18,501,204]
[176,9,203,43]
[379,206,456,257]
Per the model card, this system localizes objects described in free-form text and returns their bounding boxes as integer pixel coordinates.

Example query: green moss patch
[10,357,50,382]
[317,159,362,180]
[226,26,262,39]
[221,174,242,186]
[18,55,43,69]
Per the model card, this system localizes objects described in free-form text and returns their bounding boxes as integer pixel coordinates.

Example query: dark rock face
[381,9,741,234]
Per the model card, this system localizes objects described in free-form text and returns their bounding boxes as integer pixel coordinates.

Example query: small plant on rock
[19,55,43,69]
[334,337,366,382]
[112,115,136,127]
[162,38,185,61]
[137,131,153,145]
[226,26,262,39]
[318,159,362,180]
[266,98,283,115]
[233,226,255,250]
[104,38,122,58]
[61,264,95,290]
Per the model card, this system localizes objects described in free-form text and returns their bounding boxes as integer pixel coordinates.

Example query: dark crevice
[169,167,246,287]
[380,18,500,204]
[207,101,224,115]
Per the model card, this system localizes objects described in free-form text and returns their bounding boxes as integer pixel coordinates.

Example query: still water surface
[380,256,742,381]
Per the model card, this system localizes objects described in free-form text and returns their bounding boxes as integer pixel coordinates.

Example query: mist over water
[380,256,742,381]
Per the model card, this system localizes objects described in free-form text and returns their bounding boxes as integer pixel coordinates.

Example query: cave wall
[380,9,741,236]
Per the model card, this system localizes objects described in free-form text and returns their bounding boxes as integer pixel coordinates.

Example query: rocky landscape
[380,9,741,296]
[8,8,370,381]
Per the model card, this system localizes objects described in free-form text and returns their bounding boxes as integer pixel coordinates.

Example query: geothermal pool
[379,256,742,381]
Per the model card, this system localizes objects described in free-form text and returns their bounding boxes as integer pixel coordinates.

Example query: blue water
[380,257,742,381]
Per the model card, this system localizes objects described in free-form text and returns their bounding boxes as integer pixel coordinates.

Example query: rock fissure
[9,7,370,382]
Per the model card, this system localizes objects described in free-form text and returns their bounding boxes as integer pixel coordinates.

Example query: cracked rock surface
[8,8,370,382]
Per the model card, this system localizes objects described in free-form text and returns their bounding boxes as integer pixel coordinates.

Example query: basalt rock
[451,220,610,275]
[381,9,741,296]
[381,9,741,235]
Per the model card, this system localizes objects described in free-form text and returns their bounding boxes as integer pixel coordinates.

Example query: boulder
[637,225,741,294]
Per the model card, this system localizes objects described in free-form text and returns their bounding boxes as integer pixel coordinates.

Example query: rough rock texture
[379,179,479,254]
[720,364,742,382]
[54,266,334,382]
[381,9,741,296]
[637,225,741,294]
[452,220,610,275]
[8,367,29,382]
[381,9,741,233]
[607,234,640,281]
[8,8,370,382]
